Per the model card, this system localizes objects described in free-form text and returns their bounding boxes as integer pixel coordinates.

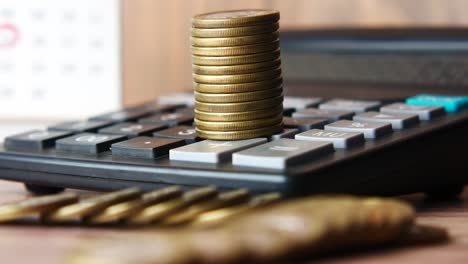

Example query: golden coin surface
[195,105,283,122]
[192,49,280,66]
[195,114,283,131]
[43,187,142,222]
[191,31,279,47]
[196,123,283,140]
[0,193,78,222]
[195,87,282,103]
[195,95,283,112]
[191,40,279,56]
[194,77,283,93]
[191,23,279,38]
[192,9,280,28]
[194,67,281,84]
[193,58,281,75]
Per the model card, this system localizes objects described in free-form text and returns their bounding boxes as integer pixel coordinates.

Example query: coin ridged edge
[194,77,283,93]
[191,40,279,57]
[195,87,282,103]
[194,114,283,131]
[192,49,280,66]
[193,67,282,84]
[191,31,280,47]
[195,95,283,112]
[195,105,284,122]
[191,23,279,38]
[196,124,283,140]
[192,10,280,28]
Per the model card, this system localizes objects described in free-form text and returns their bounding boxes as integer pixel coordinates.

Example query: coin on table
[195,105,283,122]
[194,114,283,131]
[194,77,282,94]
[0,193,78,222]
[42,187,142,222]
[195,95,283,112]
[192,49,280,66]
[191,23,279,38]
[192,9,280,28]
[196,124,283,140]
[191,31,279,47]
[194,67,281,84]
[192,58,281,75]
[195,87,282,103]
[191,40,279,57]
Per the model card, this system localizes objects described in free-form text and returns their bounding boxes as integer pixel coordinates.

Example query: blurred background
[1,0,468,138]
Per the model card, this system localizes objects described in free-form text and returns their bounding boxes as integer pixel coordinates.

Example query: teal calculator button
[406,94,468,113]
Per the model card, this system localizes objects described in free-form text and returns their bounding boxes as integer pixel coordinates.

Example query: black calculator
[1,93,467,198]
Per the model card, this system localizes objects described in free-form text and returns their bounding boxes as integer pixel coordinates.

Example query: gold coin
[191,40,279,56]
[192,49,280,66]
[191,23,279,38]
[195,105,283,122]
[195,87,282,103]
[195,77,283,93]
[195,114,283,131]
[0,193,78,222]
[194,67,281,84]
[42,187,142,222]
[195,95,283,112]
[193,58,281,75]
[192,9,280,28]
[191,31,280,47]
[196,123,283,140]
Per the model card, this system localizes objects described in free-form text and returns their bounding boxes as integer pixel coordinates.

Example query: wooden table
[0,180,467,264]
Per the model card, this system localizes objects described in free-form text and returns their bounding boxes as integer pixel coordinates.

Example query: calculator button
[137,103,185,114]
[325,120,392,139]
[56,133,126,154]
[406,94,468,113]
[170,138,266,163]
[48,121,111,133]
[5,130,72,151]
[158,92,195,106]
[232,138,333,170]
[111,137,185,159]
[283,117,327,131]
[380,103,445,121]
[292,108,354,122]
[269,128,300,141]
[139,112,194,127]
[295,129,364,149]
[283,96,322,110]
[153,126,200,144]
[353,111,419,129]
[89,109,151,123]
[175,107,195,114]
[98,122,167,138]
[319,99,381,113]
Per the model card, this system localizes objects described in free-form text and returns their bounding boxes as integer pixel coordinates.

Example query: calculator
[0,93,467,198]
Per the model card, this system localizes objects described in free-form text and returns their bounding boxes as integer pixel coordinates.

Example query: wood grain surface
[0,180,466,263]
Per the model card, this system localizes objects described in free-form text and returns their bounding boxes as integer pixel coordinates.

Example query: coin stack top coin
[191,10,284,140]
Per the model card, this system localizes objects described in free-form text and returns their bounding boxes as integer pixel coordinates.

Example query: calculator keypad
[3,94,459,172]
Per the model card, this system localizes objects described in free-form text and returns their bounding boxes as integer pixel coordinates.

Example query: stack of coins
[191,10,284,140]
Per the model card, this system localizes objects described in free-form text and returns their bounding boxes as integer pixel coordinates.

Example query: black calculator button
[48,121,111,133]
[137,103,185,114]
[5,130,72,151]
[89,109,151,123]
[56,133,126,154]
[111,137,185,159]
[98,122,167,138]
[153,126,199,144]
[269,128,300,141]
[139,113,193,127]
[175,107,195,114]
[283,117,327,131]
[325,120,392,139]
[319,99,381,113]
[292,108,354,122]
